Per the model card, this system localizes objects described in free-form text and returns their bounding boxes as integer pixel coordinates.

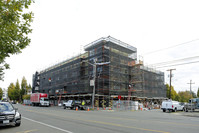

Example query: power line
[156,60,199,68]
[148,55,199,66]
[142,38,199,55]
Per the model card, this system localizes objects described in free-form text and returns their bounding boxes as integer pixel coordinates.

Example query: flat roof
[39,54,83,74]
[84,36,137,53]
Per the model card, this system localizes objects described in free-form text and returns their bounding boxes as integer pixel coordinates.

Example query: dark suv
[0,102,21,127]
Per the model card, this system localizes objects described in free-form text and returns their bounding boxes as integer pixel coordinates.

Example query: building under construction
[32,36,166,107]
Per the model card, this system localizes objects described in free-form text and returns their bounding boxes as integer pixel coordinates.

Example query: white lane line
[22,116,73,133]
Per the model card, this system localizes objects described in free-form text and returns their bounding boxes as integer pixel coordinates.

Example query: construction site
[32,36,166,110]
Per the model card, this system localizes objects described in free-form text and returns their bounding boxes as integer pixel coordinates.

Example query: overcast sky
[1,0,199,93]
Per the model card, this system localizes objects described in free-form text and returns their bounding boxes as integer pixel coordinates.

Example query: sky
[1,0,199,94]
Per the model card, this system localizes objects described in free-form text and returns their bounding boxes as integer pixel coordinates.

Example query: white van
[161,100,184,112]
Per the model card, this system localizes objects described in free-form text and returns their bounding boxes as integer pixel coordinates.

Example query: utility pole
[83,59,110,109]
[167,69,176,99]
[187,80,195,97]
[187,80,195,111]
[92,59,97,109]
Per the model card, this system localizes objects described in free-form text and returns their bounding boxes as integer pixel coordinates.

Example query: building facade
[32,36,166,106]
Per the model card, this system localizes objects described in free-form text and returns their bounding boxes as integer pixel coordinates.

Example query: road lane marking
[22,117,73,133]
[107,116,199,127]
[79,119,170,133]
[28,106,199,127]
[23,110,170,133]
[16,129,38,133]
[26,108,199,127]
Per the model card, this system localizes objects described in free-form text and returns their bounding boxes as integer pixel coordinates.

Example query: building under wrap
[32,36,166,106]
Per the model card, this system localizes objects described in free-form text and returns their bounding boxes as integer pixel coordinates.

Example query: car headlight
[15,112,20,119]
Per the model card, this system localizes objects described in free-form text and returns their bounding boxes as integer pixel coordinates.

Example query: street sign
[118,95,121,100]
[90,80,94,86]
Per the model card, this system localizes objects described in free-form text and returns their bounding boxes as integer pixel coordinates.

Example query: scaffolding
[128,60,144,100]
[128,61,166,99]
[32,36,166,106]
[141,66,165,98]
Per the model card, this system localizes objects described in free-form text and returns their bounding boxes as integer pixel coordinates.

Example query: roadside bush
[23,94,31,100]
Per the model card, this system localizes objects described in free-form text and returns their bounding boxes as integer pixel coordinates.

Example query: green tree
[15,79,21,101]
[191,91,197,98]
[26,83,32,94]
[197,88,199,98]
[0,0,34,80]
[21,76,27,91]
[0,87,3,99]
[178,91,192,102]
[20,76,27,100]
[174,94,180,101]
[8,83,15,100]
[28,84,32,89]
[23,94,30,100]
[166,84,178,100]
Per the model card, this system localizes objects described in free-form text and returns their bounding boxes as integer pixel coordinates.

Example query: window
[0,103,14,111]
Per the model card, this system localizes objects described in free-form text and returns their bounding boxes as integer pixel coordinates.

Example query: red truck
[30,93,50,106]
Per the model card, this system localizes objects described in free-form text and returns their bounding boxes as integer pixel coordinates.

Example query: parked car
[11,101,16,104]
[184,98,199,112]
[63,100,89,110]
[0,102,21,127]
[161,100,184,112]
[31,93,50,107]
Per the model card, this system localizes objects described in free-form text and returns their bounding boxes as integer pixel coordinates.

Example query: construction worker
[82,100,85,106]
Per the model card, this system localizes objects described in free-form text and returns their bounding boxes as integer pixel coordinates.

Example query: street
[1,104,199,133]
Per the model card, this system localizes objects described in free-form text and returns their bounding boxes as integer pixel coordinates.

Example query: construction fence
[112,100,139,111]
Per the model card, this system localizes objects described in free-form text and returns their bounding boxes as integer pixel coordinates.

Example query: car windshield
[67,100,73,103]
[0,103,14,112]
[44,98,49,101]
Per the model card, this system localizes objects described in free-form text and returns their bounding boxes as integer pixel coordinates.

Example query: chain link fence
[23,99,31,105]
[112,100,139,111]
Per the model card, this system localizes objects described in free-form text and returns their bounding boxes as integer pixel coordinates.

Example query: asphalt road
[1,104,199,133]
